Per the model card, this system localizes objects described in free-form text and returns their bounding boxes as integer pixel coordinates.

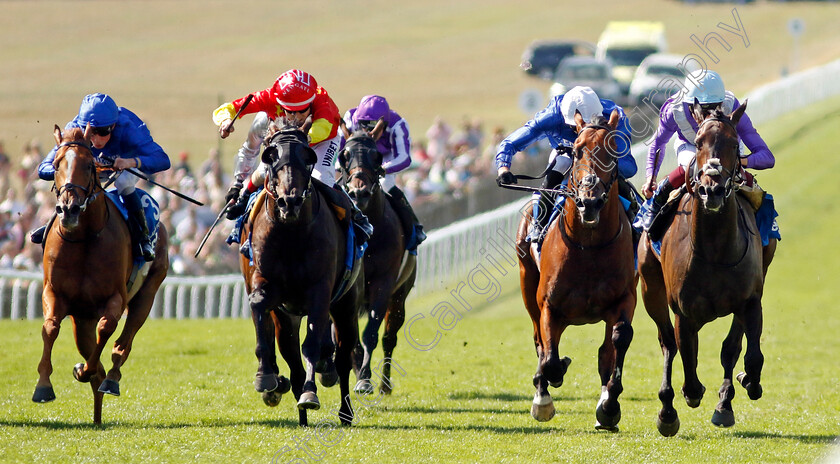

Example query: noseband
[570,124,619,207]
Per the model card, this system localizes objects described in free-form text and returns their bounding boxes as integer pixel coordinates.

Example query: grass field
[3,0,840,180]
[1,95,839,462]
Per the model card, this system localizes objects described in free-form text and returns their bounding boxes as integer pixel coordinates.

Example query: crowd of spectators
[0,116,543,276]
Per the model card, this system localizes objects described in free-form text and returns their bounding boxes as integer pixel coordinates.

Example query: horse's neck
[561,189,622,246]
[364,190,387,223]
[690,195,742,261]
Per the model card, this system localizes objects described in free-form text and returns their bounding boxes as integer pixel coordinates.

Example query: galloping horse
[338,121,417,395]
[516,110,636,431]
[239,126,361,426]
[638,102,770,436]
[33,125,169,424]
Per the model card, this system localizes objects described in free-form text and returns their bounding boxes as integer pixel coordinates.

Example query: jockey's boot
[124,190,155,262]
[386,186,426,249]
[318,182,373,245]
[640,178,675,233]
[528,169,565,243]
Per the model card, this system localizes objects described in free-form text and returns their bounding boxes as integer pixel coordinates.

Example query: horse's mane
[589,114,608,126]
[64,126,85,142]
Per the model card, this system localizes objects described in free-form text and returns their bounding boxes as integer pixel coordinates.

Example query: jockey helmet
[560,86,604,126]
[683,70,725,105]
[353,95,390,130]
[78,93,119,128]
[272,69,317,112]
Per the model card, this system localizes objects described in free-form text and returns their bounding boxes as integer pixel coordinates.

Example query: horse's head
[51,124,99,230]
[569,109,621,227]
[261,125,317,222]
[338,119,386,211]
[689,98,747,212]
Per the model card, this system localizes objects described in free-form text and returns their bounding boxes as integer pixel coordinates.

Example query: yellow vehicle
[595,21,667,100]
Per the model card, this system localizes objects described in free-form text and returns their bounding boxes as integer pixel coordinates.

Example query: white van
[596,21,667,99]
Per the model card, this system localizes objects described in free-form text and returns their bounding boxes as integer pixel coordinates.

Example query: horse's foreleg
[76,294,122,385]
[378,283,409,395]
[33,290,63,404]
[355,280,394,393]
[712,318,744,427]
[530,304,568,422]
[640,270,680,437]
[596,308,634,432]
[298,294,332,411]
[675,315,705,408]
[331,289,361,426]
[70,317,106,423]
[249,279,281,393]
[737,297,764,401]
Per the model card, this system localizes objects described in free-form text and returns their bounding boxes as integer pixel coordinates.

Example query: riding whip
[193,202,230,258]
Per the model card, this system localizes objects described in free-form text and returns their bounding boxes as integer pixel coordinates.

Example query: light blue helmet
[683,70,725,105]
[78,93,119,127]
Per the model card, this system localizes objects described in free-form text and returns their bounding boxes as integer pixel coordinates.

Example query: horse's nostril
[55,205,62,215]
[70,205,81,215]
[712,185,725,196]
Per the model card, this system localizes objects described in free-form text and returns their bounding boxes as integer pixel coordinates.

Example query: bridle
[569,123,619,209]
[53,141,104,213]
[688,116,741,199]
[262,139,314,223]
[338,136,383,196]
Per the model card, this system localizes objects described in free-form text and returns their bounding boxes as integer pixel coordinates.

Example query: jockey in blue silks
[495,86,638,243]
[36,93,171,261]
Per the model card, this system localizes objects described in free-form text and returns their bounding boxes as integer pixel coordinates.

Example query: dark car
[520,40,596,80]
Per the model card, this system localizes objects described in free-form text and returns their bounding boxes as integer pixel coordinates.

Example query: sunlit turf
[2,98,840,462]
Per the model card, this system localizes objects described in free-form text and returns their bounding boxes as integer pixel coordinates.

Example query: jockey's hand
[496,167,517,186]
[642,176,656,199]
[225,183,242,204]
[113,157,138,171]
[219,119,234,139]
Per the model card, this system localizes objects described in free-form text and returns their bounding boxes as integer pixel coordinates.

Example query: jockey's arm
[233,112,271,184]
[736,111,774,170]
[381,119,412,174]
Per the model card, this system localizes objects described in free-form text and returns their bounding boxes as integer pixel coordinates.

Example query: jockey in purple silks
[35,93,170,261]
[341,95,426,248]
[639,70,775,231]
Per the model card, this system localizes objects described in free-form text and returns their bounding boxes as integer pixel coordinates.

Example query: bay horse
[33,125,169,424]
[638,101,770,436]
[516,110,636,431]
[239,126,361,426]
[338,121,417,395]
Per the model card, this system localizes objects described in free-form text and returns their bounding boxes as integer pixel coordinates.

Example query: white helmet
[683,70,725,105]
[560,86,604,126]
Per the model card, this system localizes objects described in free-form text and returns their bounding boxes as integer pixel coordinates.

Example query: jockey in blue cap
[341,95,426,248]
[495,86,638,243]
[35,93,170,261]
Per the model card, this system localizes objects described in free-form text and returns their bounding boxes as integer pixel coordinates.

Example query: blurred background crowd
[0,116,534,276]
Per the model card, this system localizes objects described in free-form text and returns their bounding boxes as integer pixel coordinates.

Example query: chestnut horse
[516,110,636,431]
[33,125,169,424]
[239,127,361,426]
[338,122,417,395]
[638,102,771,436]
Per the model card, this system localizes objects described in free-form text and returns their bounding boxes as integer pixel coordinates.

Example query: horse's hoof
[736,372,763,400]
[297,392,320,410]
[318,369,338,388]
[711,408,735,427]
[72,363,89,383]
[254,373,279,393]
[546,356,572,388]
[683,384,705,408]
[596,399,621,429]
[379,381,393,395]
[98,379,120,396]
[656,414,680,437]
[531,393,555,422]
[32,385,56,403]
[262,390,283,407]
[354,379,375,395]
[277,376,291,394]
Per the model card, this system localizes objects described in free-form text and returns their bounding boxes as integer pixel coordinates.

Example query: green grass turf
[0,96,839,462]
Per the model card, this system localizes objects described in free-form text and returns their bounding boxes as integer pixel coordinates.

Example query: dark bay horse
[338,121,417,395]
[638,102,768,436]
[516,110,636,431]
[239,127,361,426]
[33,125,169,424]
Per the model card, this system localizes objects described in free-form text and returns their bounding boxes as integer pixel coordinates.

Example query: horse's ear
[261,146,277,165]
[690,97,705,125]
[373,150,384,169]
[53,125,62,145]
[608,108,620,131]
[302,146,317,166]
[731,99,747,127]
[574,109,585,133]
[370,117,386,141]
[339,118,351,140]
[301,116,313,136]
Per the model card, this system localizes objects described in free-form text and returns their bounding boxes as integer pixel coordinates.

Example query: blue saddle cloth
[226,188,367,302]
[106,189,160,265]
[632,193,781,256]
